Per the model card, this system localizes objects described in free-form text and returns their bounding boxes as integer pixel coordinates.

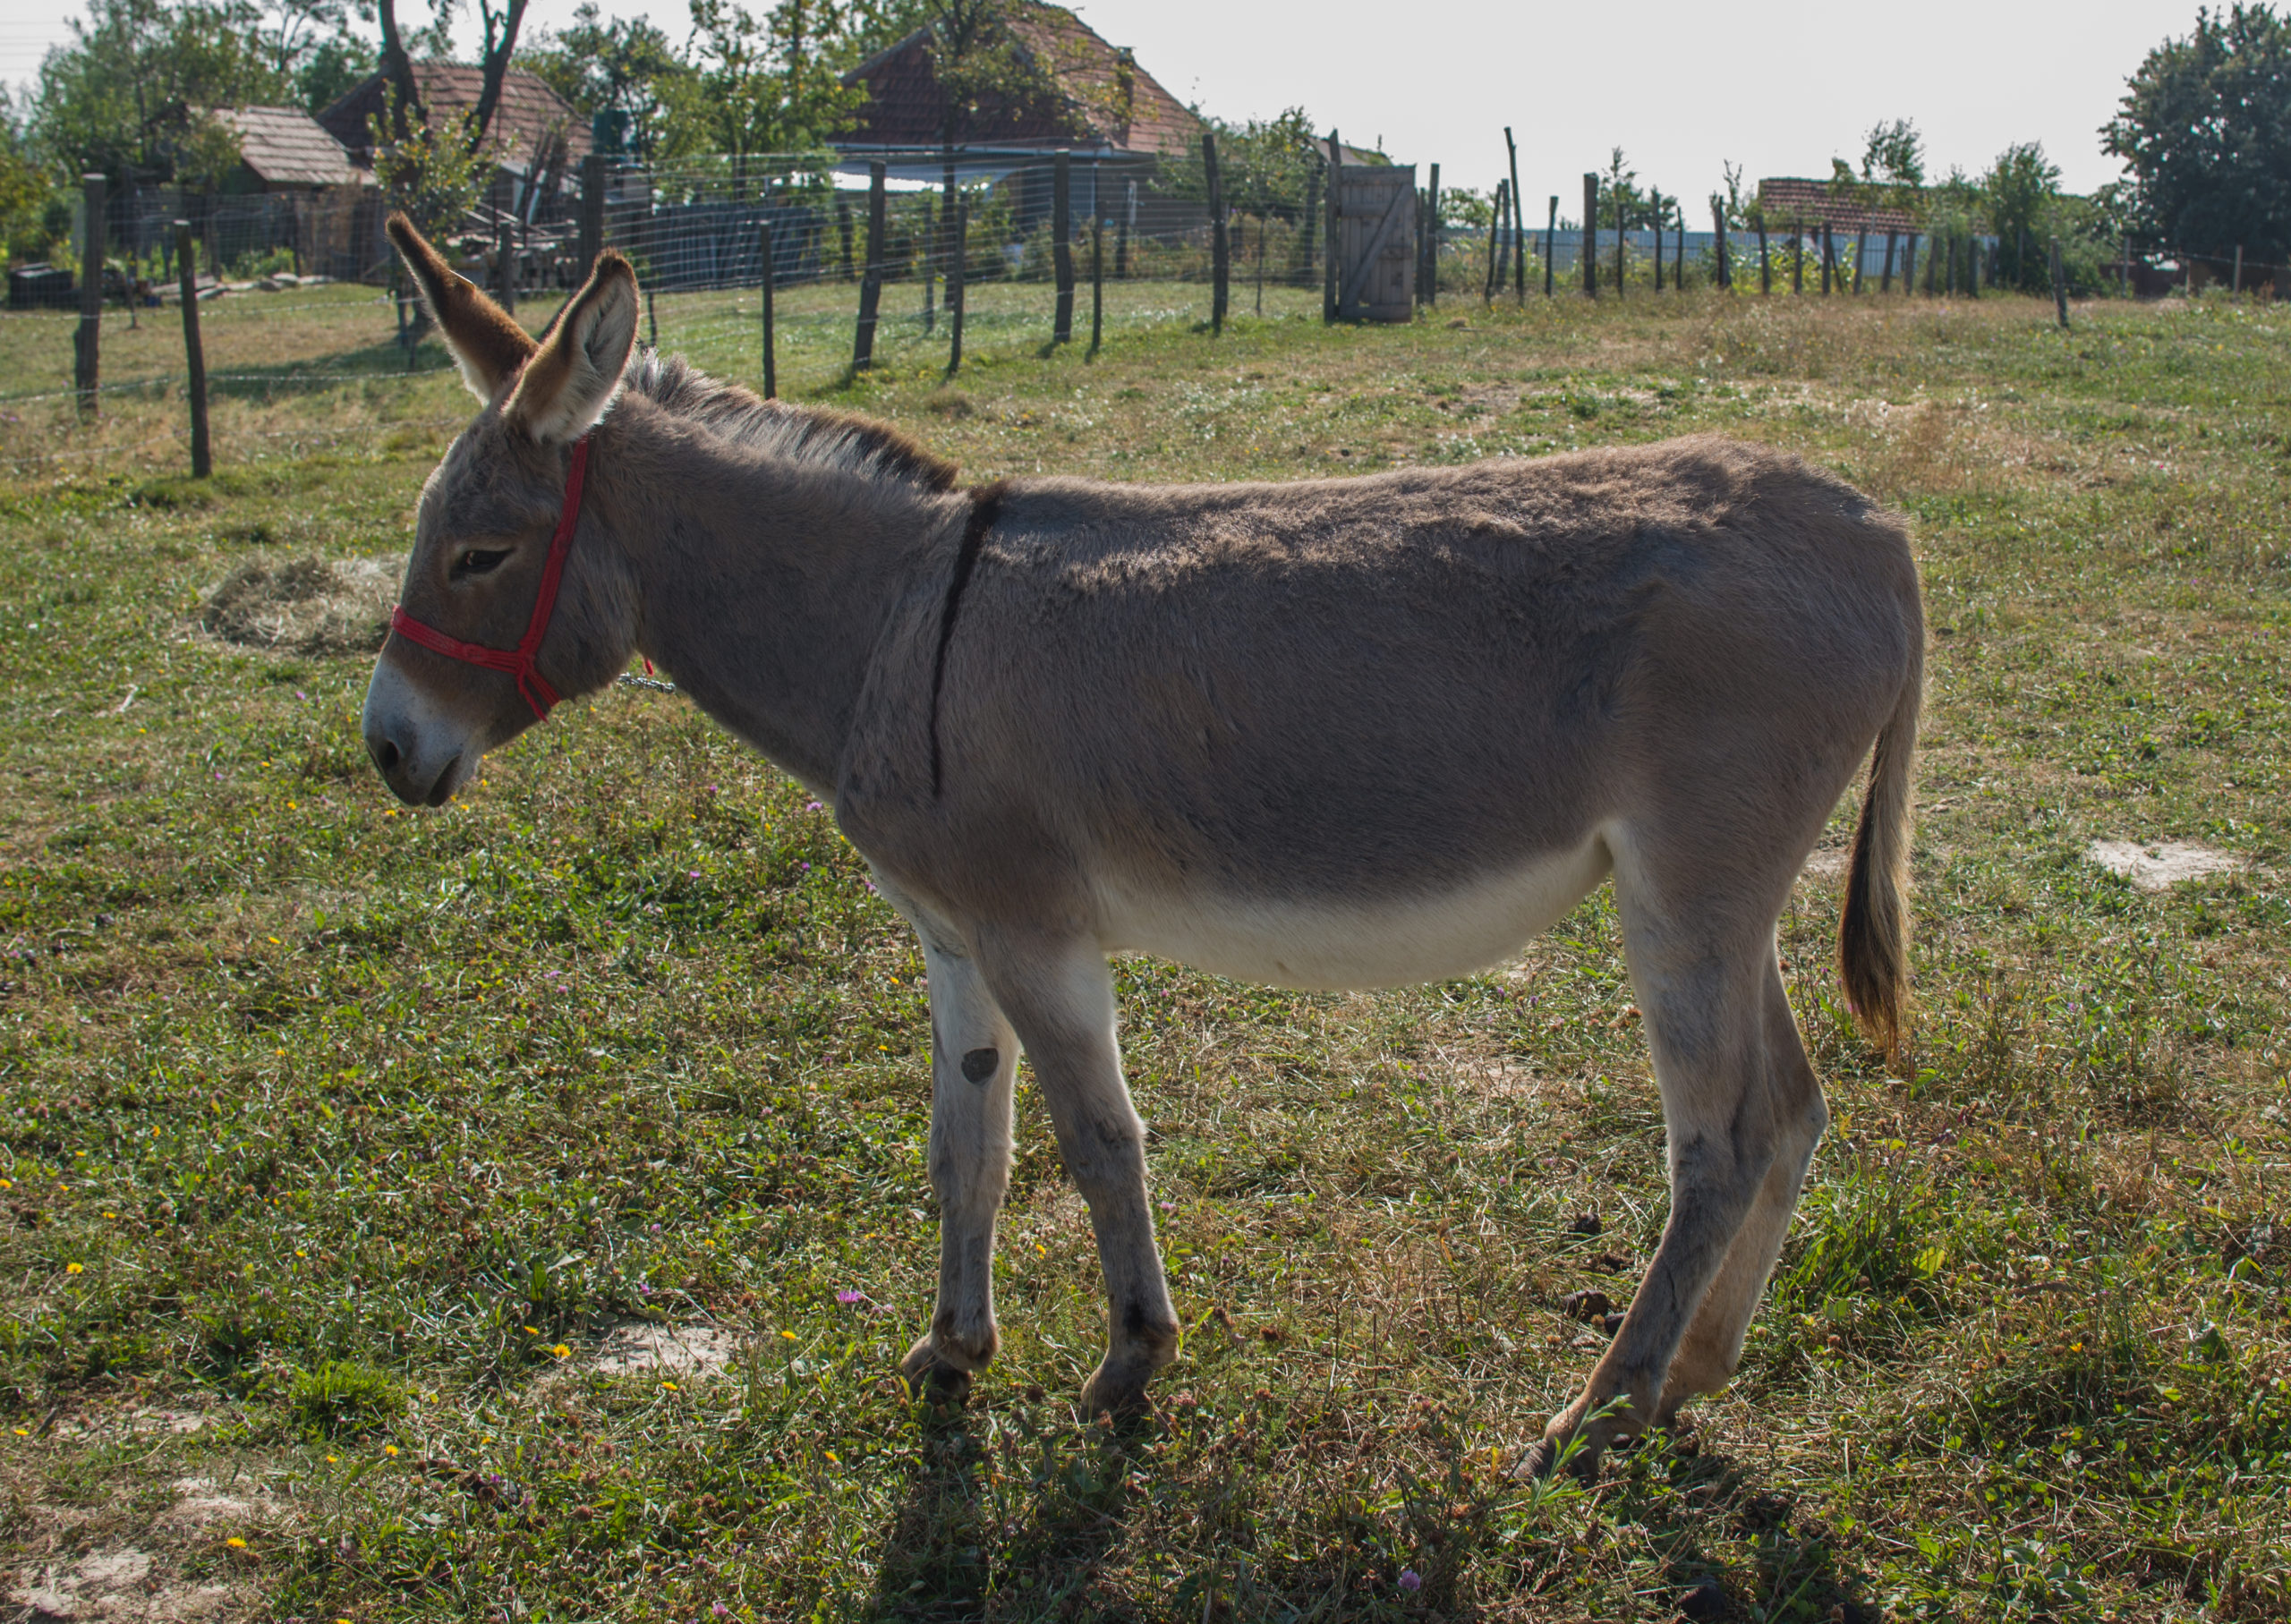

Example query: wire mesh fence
[0,142,2232,484]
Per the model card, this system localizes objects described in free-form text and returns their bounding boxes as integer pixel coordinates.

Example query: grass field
[2,281,2288,1622]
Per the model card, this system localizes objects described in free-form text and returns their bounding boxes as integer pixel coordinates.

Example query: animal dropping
[361,217,1925,1479]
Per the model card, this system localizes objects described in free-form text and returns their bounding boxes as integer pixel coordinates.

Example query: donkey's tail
[1838,613,1922,1064]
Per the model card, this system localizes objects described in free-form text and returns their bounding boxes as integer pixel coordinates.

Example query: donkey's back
[859,436,1920,995]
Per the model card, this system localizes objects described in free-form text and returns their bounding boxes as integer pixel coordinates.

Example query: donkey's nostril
[369,735,403,776]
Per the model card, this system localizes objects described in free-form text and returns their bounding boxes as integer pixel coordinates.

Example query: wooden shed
[1332,160,1417,321]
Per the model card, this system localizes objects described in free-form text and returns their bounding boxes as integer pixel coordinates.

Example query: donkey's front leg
[899,939,1018,1403]
[979,938,1179,1417]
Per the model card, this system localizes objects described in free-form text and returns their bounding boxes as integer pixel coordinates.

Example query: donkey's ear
[503,250,639,446]
[385,212,534,401]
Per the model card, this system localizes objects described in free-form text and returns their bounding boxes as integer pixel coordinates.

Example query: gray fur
[363,234,1923,1474]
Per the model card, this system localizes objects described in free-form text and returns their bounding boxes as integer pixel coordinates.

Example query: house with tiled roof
[1756,177,1917,235]
[319,64,590,221]
[841,3,1200,156]
[203,106,371,279]
[215,106,371,191]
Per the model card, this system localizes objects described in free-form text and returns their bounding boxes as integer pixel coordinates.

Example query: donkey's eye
[455,548,510,578]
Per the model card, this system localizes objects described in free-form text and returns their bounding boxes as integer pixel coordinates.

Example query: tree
[371,95,482,234]
[30,0,274,181]
[519,4,688,157]
[1982,140,2062,292]
[655,0,863,157]
[2104,4,2291,263]
[0,89,61,261]
[894,0,1067,149]
[1861,118,1925,190]
[1597,146,1646,230]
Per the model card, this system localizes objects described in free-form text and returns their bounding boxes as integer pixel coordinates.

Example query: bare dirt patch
[4,1547,234,1622]
[2084,838,2246,890]
[581,1322,740,1382]
[195,555,399,656]
[150,1477,265,1535]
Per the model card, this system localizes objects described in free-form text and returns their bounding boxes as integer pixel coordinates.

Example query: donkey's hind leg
[975,935,1180,1418]
[1654,949,1827,1427]
[899,937,1019,1403]
[1530,855,1783,1477]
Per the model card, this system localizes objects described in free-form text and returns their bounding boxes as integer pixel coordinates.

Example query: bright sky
[1,0,2202,199]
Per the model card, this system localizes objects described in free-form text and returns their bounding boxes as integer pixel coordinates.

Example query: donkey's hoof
[899,1337,975,1413]
[1077,1363,1155,1422]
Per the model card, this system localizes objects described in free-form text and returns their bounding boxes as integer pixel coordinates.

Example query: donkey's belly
[1096,833,1613,991]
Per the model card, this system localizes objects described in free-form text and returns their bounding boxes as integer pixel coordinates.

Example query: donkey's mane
[623,350,960,493]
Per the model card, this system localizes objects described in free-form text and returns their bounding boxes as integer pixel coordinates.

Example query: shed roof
[319,64,590,173]
[1756,178,1917,234]
[842,3,1199,155]
[216,106,369,187]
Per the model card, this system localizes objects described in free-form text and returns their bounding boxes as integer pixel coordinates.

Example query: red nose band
[388,435,591,721]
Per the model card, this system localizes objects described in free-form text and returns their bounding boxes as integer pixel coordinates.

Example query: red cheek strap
[388,435,590,722]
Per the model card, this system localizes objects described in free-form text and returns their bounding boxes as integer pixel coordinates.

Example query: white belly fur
[1096,833,1614,991]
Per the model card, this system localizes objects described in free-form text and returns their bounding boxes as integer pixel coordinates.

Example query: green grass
[2,285,2289,1621]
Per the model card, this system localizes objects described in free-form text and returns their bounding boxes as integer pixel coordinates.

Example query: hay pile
[198,556,401,656]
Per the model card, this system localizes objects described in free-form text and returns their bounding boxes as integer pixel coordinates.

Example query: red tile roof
[1756,178,1917,235]
[217,105,370,187]
[843,3,1200,155]
[319,65,590,173]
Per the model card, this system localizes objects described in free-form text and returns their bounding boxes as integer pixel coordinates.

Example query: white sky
[2,0,2201,199]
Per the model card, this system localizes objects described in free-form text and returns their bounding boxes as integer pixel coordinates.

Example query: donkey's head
[362,214,643,805]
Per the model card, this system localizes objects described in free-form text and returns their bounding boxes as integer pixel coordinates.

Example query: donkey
[362,217,1922,1475]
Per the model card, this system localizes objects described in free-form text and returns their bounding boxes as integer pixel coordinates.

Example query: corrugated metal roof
[842,4,1199,155]
[216,106,369,187]
[319,65,591,172]
[1756,178,1918,235]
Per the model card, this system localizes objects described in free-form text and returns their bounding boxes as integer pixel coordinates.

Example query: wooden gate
[1335,163,1417,321]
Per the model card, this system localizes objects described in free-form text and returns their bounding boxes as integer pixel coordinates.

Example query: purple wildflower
[836,1288,864,1305]
[1398,1569,1422,1593]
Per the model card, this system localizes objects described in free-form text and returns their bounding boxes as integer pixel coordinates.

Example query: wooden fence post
[74,172,104,416]
[759,217,777,399]
[1614,197,1625,300]
[853,160,886,370]
[174,220,210,477]
[1052,150,1075,343]
[947,198,967,378]
[498,217,517,313]
[1204,132,1227,334]
[1880,232,1895,293]
[1091,212,1104,353]
[1544,196,1557,297]
[578,153,606,284]
[1902,233,1916,295]
[1852,226,1867,293]
[1968,231,1981,298]
[1711,197,1728,289]
[1673,206,1682,289]
[1582,174,1598,297]
[1652,191,1664,291]
[1120,179,1136,279]
[2050,236,2069,328]
[2232,243,2244,295]
[1324,132,1341,323]
[1820,223,1833,294]
[1758,223,1770,294]
[1485,180,1506,302]
[1422,162,1441,305]
[1792,223,1804,294]
[1504,128,1524,302]
[921,194,937,336]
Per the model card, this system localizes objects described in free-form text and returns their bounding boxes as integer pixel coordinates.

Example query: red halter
[388,436,591,722]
